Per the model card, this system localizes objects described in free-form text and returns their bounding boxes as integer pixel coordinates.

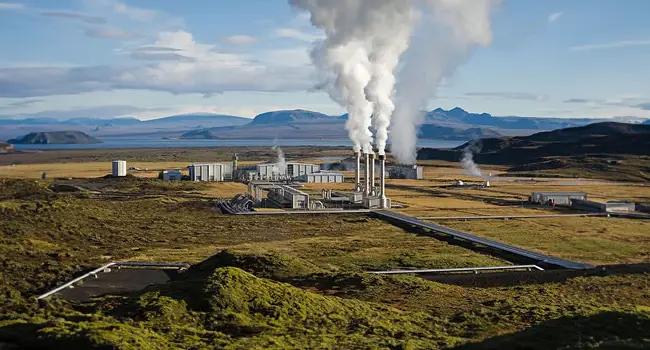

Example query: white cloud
[86,27,137,39]
[570,39,650,52]
[547,12,563,23]
[0,31,314,98]
[271,28,324,42]
[465,92,548,101]
[41,11,106,24]
[222,35,257,45]
[0,2,23,9]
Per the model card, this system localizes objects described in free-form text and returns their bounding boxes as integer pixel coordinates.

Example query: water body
[12,137,465,150]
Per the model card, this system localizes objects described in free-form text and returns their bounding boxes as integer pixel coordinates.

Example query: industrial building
[389,165,424,180]
[161,170,182,181]
[267,185,310,209]
[287,162,320,178]
[297,171,344,183]
[571,199,636,213]
[112,160,127,177]
[188,163,231,182]
[530,192,587,206]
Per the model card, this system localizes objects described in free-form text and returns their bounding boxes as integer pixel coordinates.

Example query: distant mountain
[142,113,248,125]
[181,109,504,140]
[419,125,502,139]
[1,107,646,141]
[425,107,608,130]
[644,120,650,125]
[418,122,650,164]
[8,131,103,145]
[250,109,337,125]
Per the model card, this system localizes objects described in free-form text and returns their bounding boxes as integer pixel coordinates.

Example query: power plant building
[530,192,587,206]
[297,171,344,183]
[188,163,230,182]
[571,199,636,213]
[256,163,285,180]
[287,163,320,178]
[389,165,424,180]
[267,185,310,209]
[111,160,127,177]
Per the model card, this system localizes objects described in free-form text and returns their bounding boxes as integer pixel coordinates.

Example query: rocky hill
[417,122,650,181]
[0,141,14,153]
[7,131,103,144]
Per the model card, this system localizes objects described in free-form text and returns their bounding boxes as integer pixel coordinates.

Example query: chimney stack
[379,154,387,208]
[354,151,361,192]
[364,151,371,196]
[370,152,376,195]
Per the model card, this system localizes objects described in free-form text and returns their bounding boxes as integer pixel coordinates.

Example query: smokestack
[355,151,361,191]
[364,152,371,196]
[370,152,376,195]
[379,154,387,208]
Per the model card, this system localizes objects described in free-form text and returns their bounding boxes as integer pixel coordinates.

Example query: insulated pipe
[354,151,361,191]
[364,152,370,196]
[370,153,375,194]
[379,154,387,208]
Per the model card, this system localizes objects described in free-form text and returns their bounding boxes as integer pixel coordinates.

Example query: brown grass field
[1,147,650,348]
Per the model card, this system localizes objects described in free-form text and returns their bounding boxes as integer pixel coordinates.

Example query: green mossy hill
[0,268,461,349]
[457,310,650,350]
[0,179,54,200]
[188,250,325,280]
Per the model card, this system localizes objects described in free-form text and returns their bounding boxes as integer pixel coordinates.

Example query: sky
[0,0,649,120]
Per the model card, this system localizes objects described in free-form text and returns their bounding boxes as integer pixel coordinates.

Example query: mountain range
[1,108,648,141]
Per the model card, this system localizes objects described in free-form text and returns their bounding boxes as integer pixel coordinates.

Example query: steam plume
[272,144,287,174]
[390,0,498,164]
[291,0,498,161]
[290,0,377,153]
[461,141,484,178]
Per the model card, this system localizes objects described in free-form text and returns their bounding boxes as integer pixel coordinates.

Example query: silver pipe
[37,262,190,300]
[367,265,544,275]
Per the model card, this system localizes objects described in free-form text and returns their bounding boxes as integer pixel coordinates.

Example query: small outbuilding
[389,165,423,180]
[161,170,182,181]
[530,192,587,206]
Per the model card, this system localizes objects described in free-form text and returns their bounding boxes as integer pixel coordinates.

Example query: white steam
[460,141,484,178]
[390,0,499,164]
[272,144,287,174]
[291,0,498,162]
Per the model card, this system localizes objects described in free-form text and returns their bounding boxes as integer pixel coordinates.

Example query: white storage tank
[112,160,127,177]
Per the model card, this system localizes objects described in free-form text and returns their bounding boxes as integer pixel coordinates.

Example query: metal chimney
[354,151,361,191]
[364,152,370,196]
[379,154,387,208]
[370,153,376,195]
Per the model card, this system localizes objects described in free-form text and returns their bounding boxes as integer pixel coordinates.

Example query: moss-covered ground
[1,177,650,349]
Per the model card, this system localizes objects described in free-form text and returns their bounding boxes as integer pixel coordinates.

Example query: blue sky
[0,0,649,120]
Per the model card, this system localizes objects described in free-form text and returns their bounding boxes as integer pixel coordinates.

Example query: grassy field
[1,147,650,348]
[439,217,650,265]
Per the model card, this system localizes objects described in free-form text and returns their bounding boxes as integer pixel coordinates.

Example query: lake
[12,137,466,150]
